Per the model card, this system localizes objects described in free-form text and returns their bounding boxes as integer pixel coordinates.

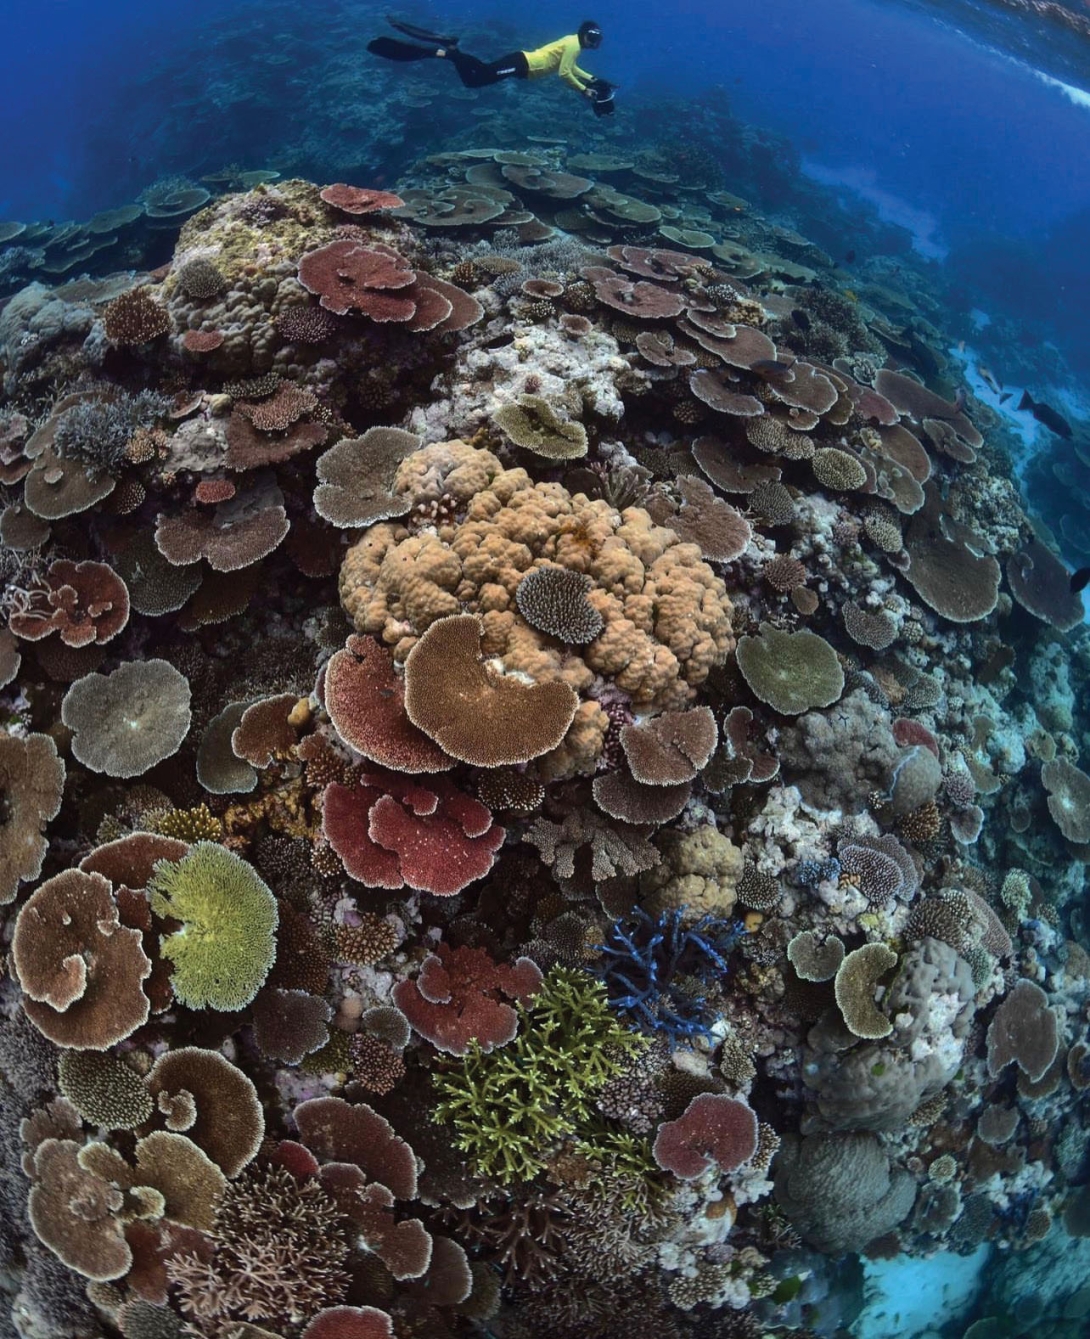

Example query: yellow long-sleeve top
[522,35,592,91]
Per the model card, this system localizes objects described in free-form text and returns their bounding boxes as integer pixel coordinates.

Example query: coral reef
[1,113,1088,1339]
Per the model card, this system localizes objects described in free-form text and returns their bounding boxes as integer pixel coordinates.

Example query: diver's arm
[558,40,591,91]
[574,61,597,96]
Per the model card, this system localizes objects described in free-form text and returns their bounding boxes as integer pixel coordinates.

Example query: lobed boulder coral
[339,441,733,774]
[774,1132,917,1254]
[803,938,977,1132]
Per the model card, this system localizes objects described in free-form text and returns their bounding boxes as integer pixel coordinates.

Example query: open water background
[4,0,1090,388]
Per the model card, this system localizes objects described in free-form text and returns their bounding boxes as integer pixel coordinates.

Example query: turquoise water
[0,4,1088,1338]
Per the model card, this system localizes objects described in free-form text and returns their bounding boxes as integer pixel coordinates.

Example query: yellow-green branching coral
[149,842,277,1011]
[431,966,647,1184]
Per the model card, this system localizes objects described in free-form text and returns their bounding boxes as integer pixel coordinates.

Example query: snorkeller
[369,17,616,115]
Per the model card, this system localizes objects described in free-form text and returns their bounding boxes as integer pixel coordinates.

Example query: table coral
[0,731,65,905]
[13,869,152,1049]
[148,843,278,1012]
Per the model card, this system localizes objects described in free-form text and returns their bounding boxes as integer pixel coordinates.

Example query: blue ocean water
[5,0,1090,418]
[2,3,1089,1338]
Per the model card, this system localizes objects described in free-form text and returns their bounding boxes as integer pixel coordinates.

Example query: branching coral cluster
[0,141,1088,1339]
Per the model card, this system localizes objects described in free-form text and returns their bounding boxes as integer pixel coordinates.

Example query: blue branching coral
[596,906,746,1043]
[794,857,841,887]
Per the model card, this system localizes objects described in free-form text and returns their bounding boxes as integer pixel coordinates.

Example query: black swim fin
[387,17,459,45]
[368,36,441,61]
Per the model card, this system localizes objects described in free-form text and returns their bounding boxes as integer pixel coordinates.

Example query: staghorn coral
[168,1164,350,1327]
[431,968,647,1184]
[597,907,745,1043]
[53,390,172,475]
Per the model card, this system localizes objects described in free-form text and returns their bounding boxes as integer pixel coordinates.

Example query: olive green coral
[431,967,647,1183]
[736,622,844,716]
[149,842,278,1011]
[493,394,588,460]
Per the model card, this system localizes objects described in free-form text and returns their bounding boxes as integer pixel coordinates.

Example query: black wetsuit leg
[368,37,440,62]
[445,50,528,87]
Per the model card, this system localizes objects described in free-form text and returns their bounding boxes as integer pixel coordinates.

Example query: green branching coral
[431,967,647,1183]
[149,842,278,1011]
[572,1124,665,1213]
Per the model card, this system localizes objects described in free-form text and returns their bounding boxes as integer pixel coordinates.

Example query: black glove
[588,77,616,116]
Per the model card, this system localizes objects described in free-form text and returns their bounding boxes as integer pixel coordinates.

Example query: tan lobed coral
[639,823,743,917]
[339,442,733,774]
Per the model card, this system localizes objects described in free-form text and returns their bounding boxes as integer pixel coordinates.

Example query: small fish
[845,249,856,263]
[957,339,965,353]
[791,309,811,331]
[953,387,967,412]
[999,392,1012,405]
[1071,567,1090,594]
[751,358,797,376]
[1018,389,1073,439]
[978,365,1001,395]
